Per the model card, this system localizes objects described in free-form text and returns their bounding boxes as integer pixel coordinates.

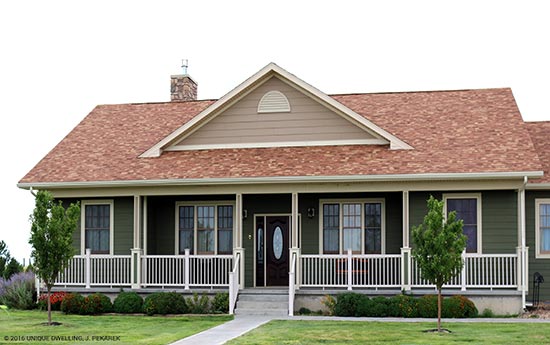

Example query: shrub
[211,292,228,314]
[143,292,187,315]
[321,295,336,316]
[187,293,210,314]
[356,296,375,317]
[113,292,143,313]
[417,295,438,318]
[386,296,402,317]
[335,293,363,316]
[481,308,495,318]
[442,295,478,318]
[61,293,85,314]
[0,272,36,310]
[371,296,389,317]
[38,291,66,311]
[395,294,418,318]
[298,307,311,315]
[82,293,112,314]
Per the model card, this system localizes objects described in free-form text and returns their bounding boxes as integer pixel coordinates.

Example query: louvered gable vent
[257,90,290,113]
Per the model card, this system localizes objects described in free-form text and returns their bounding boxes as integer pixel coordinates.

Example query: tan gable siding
[176,77,374,147]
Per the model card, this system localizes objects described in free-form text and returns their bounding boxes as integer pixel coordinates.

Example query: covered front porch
[50,185,530,314]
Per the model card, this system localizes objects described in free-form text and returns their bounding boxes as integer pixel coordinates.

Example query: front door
[265,216,289,286]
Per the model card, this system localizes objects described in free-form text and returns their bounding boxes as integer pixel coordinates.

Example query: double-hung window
[176,202,234,255]
[321,199,385,254]
[444,194,481,254]
[81,200,113,255]
[535,199,550,258]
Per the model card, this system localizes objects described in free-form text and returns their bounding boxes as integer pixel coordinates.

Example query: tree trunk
[47,287,52,325]
[437,287,442,332]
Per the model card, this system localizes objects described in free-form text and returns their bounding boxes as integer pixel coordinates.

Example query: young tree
[412,196,467,332]
[0,240,10,278]
[29,190,80,325]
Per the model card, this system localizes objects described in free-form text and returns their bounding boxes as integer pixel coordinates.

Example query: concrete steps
[234,289,289,316]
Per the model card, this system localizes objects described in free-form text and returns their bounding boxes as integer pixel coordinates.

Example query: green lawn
[227,320,550,345]
[0,310,232,345]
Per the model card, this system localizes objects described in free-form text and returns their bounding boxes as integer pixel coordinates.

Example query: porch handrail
[229,252,241,315]
[289,251,297,316]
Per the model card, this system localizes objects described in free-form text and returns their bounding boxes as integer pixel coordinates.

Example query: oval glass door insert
[273,226,283,260]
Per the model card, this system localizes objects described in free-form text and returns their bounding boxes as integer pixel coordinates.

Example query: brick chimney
[170,74,197,101]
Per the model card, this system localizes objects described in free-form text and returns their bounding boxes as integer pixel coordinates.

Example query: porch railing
[300,250,402,289]
[228,252,241,315]
[57,250,131,287]
[411,252,518,289]
[142,250,233,288]
[54,249,520,292]
[289,250,298,316]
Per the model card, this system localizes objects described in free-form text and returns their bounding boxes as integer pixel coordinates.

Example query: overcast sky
[1,1,549,262]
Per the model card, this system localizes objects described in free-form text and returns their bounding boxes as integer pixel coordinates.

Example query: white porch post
[518,181,528,308]
[460,250,467,291]
[235,193,245,289]
[291,192,300,288]
[85,248,91,289]
[131,195,142,289]
[401,191,411,291]
[184,248,190,290]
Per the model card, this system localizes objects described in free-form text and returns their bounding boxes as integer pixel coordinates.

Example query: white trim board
[140,63,413,157]
[17,171,544,190]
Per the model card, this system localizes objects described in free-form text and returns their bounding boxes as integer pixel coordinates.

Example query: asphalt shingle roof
[20,88,544,184]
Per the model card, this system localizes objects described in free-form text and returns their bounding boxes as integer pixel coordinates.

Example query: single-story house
[18,63,550,315]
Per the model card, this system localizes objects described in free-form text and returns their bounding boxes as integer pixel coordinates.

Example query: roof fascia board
[141,63,411,157]
[18,171,544,190]
[526,183,550,190]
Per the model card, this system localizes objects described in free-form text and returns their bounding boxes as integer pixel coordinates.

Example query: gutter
[17,170,544,190]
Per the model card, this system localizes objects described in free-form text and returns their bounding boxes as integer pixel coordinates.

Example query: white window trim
[318,198,386,255]
[535,198,550,259]
[81,199,114,255]
[174,201,236,255]
[443,193,482,255]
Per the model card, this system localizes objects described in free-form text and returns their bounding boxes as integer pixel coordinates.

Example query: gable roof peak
[140,62,413,157]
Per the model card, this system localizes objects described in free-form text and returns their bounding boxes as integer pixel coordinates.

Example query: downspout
[520,176,527,310]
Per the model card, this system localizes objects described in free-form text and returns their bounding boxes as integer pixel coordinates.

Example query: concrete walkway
[169,315,272,345]
[170,315,550,345]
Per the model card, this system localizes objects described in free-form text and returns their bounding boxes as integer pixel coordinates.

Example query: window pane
[365,203,382,254]
[542,229,550,253]
[343,204,361,252]
[85,204,110,254]
[217,206,233,254]
[463,225,477,253]
[198,230,214,253]
[448,198,477,253]
[197,206,214,230]
[178,206,194,254]
[344,228,361,252]
[323,204,339,253]
[179,230,193,254]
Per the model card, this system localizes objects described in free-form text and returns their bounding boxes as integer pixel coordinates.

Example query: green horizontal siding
[62,197,134,255]
[409,191,517,254]
[526,191,550,302]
